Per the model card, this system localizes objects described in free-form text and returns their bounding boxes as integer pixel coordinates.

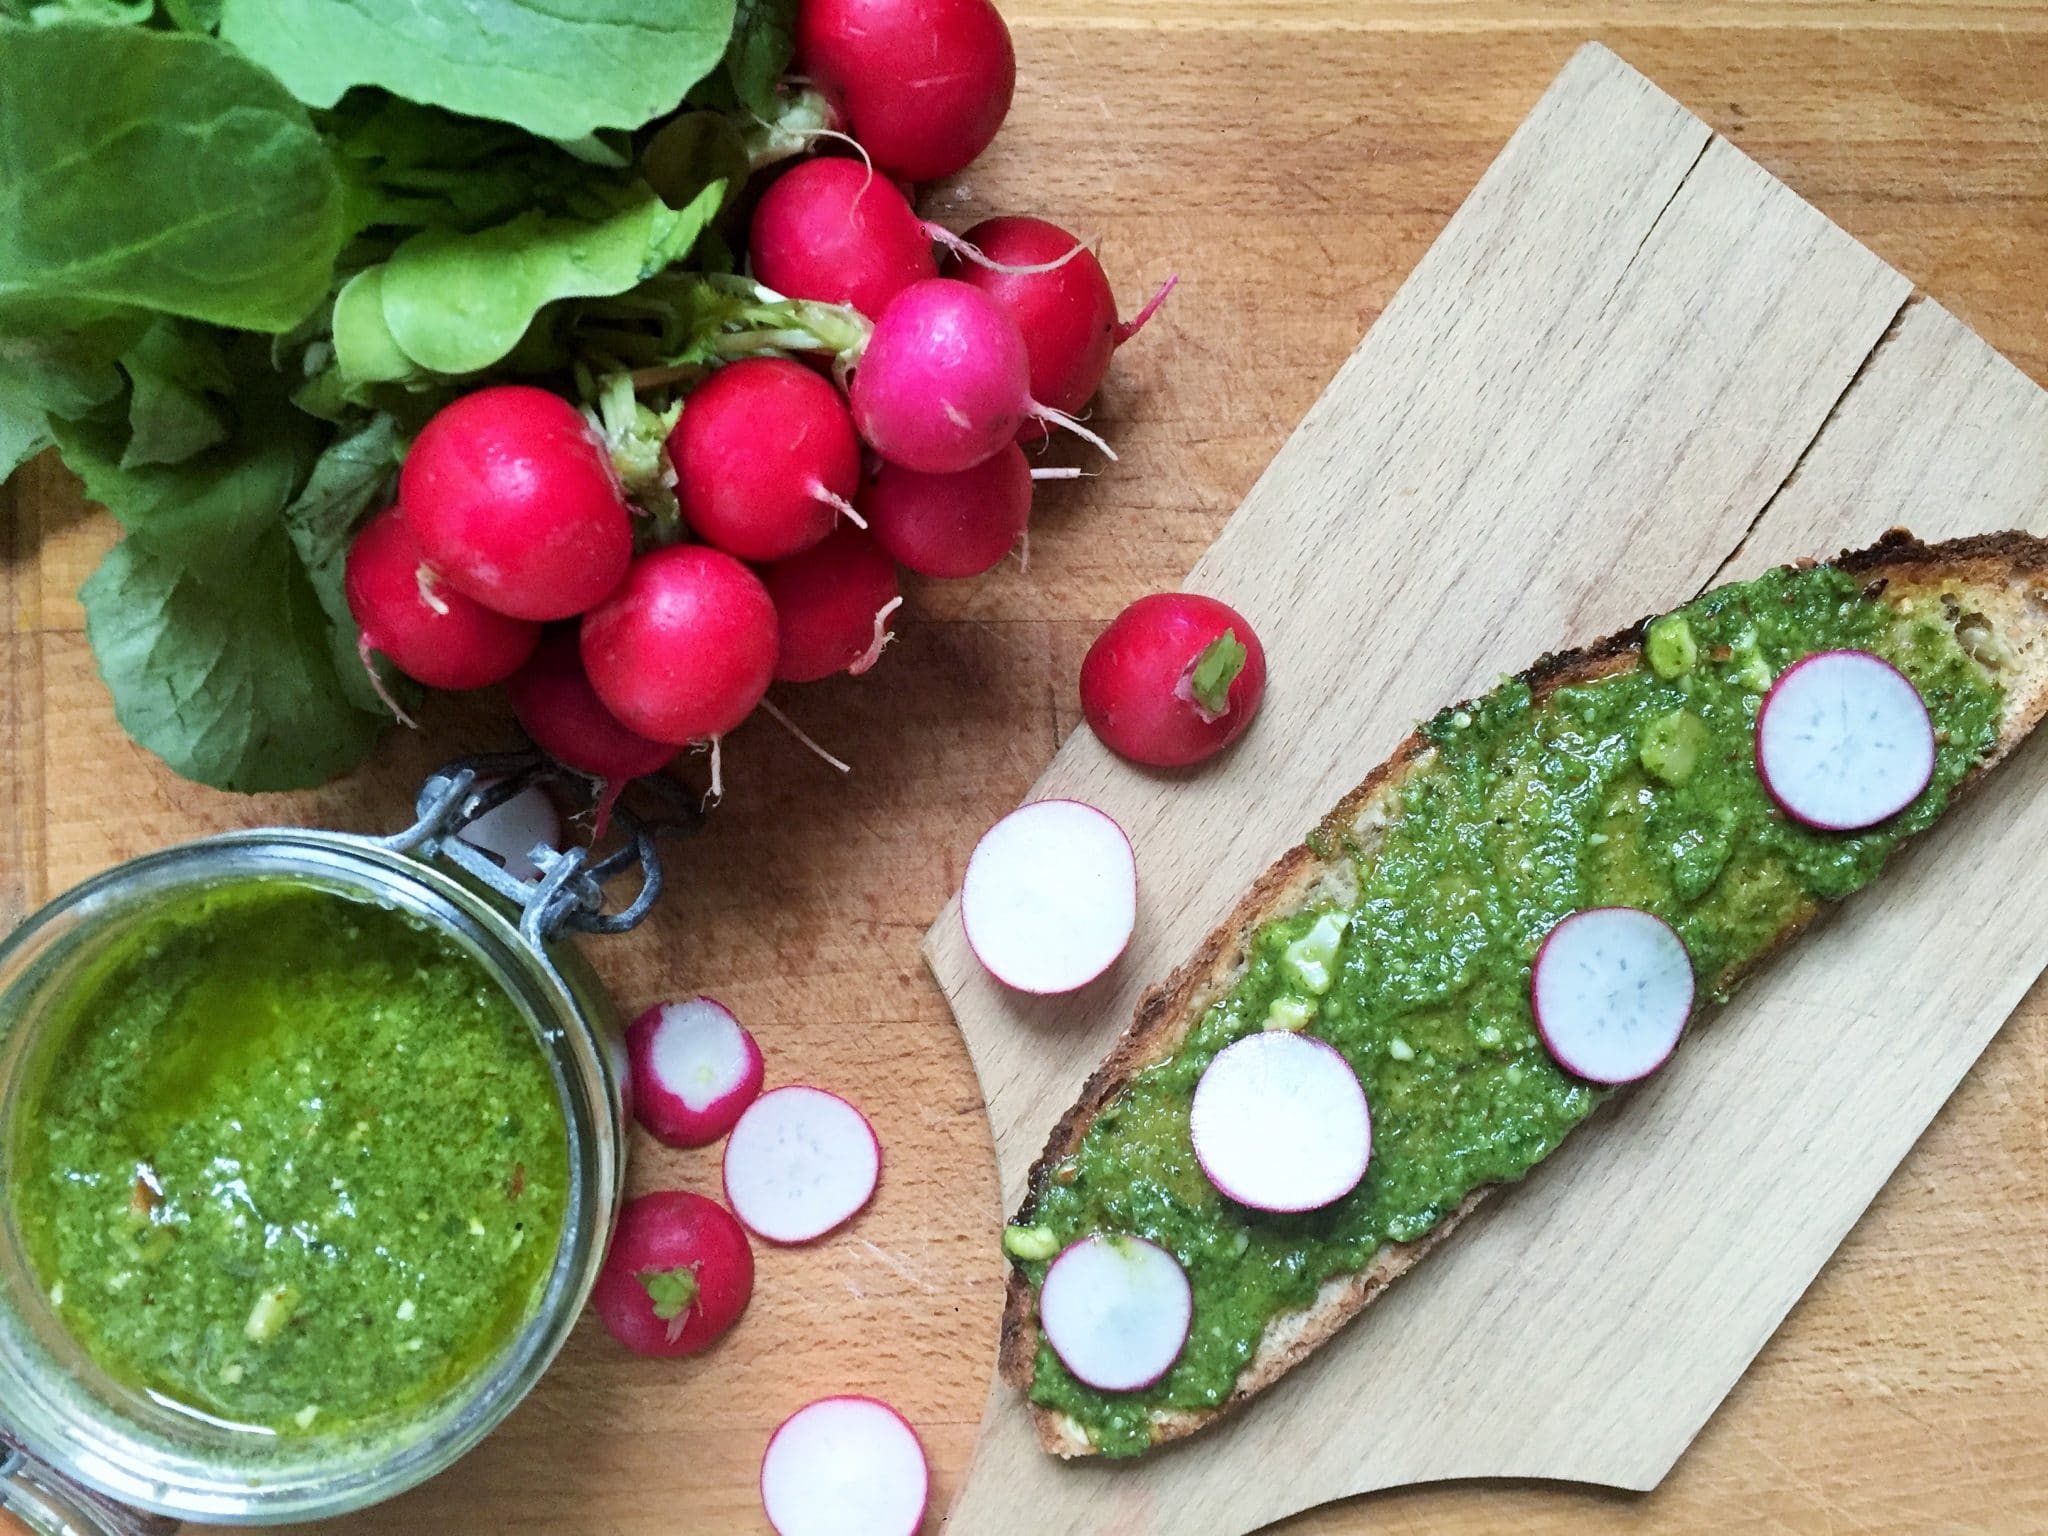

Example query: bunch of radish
[342,0,1174,832]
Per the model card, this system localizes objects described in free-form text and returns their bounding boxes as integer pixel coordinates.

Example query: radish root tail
[851,594,904,676]
[1028,466,1086,481]
[356,634,419,730]
[810,483,868,529]
[1113,273,1179,346]
[1029,400,1118,460]
[759,698,853,774]
[414,564,451,618]
[922,223,1091,276]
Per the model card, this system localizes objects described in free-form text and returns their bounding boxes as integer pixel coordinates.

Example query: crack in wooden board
[922,42,2047,1535]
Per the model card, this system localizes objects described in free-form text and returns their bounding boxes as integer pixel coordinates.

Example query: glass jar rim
[0,829,623,1525]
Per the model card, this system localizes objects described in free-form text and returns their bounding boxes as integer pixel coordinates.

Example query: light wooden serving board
[922,42,2048,1536]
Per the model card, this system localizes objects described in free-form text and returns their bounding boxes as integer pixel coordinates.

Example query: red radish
[626,997,764,1148]
[454,780,562,884]
[398,385,632,621]
[758,525,902,683]
[343,505,539,690]
[1037,1234,1191,1393]
[580,546,778,744]
[507,630,675,831]
[749,158,937,320]
[860,443,1031,577]
[1189,1033,1370,1213]
[1531,906,1694,1085]
[722,1085,880,1244]
[670,357,863,562]
[961,800,1136,994]
[795,0,1015,183]
[946,216,1176,435]
[1081,593,1268,768]
[850,278,1114,473]
[590,1191,754,1357]
[760,1396,928,1536]
[1755,649,1935,830]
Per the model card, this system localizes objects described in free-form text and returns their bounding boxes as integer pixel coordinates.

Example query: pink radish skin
[344,505,539,689]
[398,386,633,621]
[1531,906,1694,1086]
[1037,1234,1191,1393]
[1080,593,1268,768]
[749,158,937,320]
[1755,649,1936,831]
[1189,1032,1371,1213]
[454,780,562,884]
[506,630,676,832]
[962,799,1137,995]
[626,997,765,1148]
[580,546,779,744]
[795,0,1015,183]
[760,1396,928,1536]
[860,442,1031,577]
[850,279,1115,474]
[671,359,863,562]
[591,1191,754,1358]
[946,216,1176,439]
[723,1085,881,1245]
[758,525,903,683]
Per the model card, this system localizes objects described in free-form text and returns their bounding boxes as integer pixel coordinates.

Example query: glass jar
[0,804,629,1525]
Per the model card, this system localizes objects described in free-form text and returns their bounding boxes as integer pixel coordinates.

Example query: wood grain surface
[3,6,2044,1534]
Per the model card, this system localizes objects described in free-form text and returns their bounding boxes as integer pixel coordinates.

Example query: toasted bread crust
[1004,529,2048,1458]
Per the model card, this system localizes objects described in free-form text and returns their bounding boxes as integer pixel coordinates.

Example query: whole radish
[1080,593,1267,767]
[398,385,633,621]
[946,216,1175,435]
[758,525,902,683]
[860,443,1031,578]
[591,1191,753,1357]
[506,629,675,830]
[581,546,778,745]
[795,0,1015,183]
[344,505,538,689]
[749,158,937,320]
[850,279,1114,473]
[671,359,862,562]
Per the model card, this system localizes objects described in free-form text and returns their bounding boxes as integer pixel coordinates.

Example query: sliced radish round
[1531,906,1694,1085]
[723,1086,880,1244]
[1755,648,1935,831]
[626,997,765,1149]
[454,781,562,883]
[961,799,1137,994]
[1189,1033,1371,1212]
[1038,1234,1191,1393]
[760,1395,928,1536]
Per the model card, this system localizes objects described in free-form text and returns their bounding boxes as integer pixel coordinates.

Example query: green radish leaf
[723,0,797,117]
[82,526,386,791]
[0,23,344,333]
[0,391,49,481]
[279,414,407,716]
[363,180,725,380]
[642,113,750,219]
[220,0,738,140]
[1186,630,1248,719]
[118,320,233,470]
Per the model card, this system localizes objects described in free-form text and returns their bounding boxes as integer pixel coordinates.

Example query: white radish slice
[962,799,1137,994]
[723,1086,880,1244]
[760,1395,928,1536]
[1038,1234,1192,1393]
[626,997,764,1148]
[1189,1033,1371,1212]
[1531,906,1694,1085]
[455,781,562,883]
[1755,648,1936,831]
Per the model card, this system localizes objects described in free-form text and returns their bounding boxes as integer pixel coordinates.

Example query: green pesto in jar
[1014,563,2002,1456]
[9,880,569,1439]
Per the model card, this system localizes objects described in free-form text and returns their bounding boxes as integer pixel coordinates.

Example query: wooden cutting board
[923,42,2048,1536]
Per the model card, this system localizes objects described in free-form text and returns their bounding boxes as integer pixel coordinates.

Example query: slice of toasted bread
[1003,529,2048,1459]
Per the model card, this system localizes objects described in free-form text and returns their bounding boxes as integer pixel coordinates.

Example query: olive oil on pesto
[9,881,569,1439]
[1015,564,2002,1455]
